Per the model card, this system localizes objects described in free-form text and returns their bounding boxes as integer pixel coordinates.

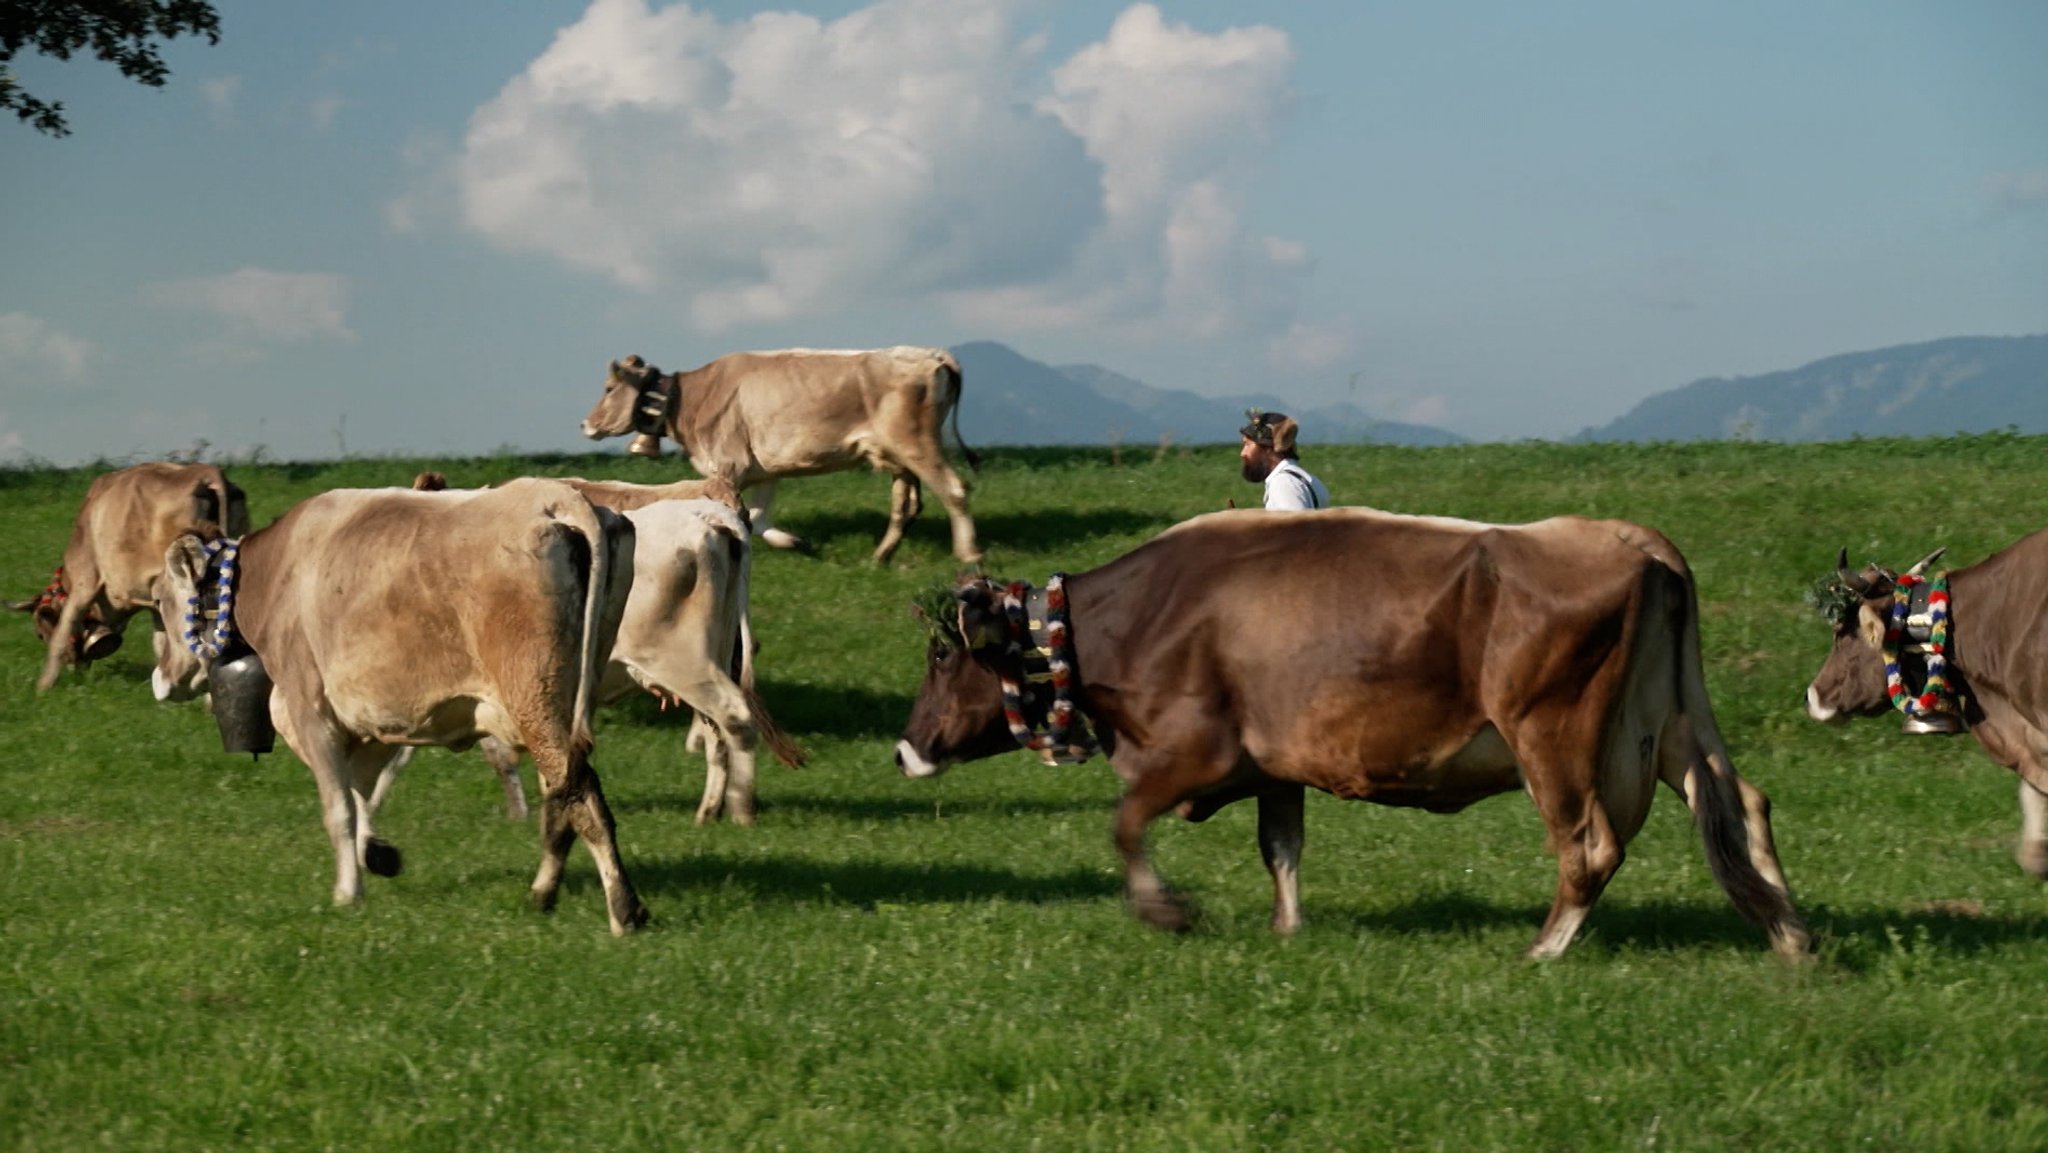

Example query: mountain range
[951,334,2048,448]
[1574,334,2048,442]
[950,341,1466,448]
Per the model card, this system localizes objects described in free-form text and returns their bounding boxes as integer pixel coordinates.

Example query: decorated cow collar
[181,537,244,661]
[630,368,675,438]
[993,574,1098,765]
[1882,569,1963,730]
[27,565,67,614]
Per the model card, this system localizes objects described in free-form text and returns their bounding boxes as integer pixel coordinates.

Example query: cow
[1805,533,2048,882]
[577,347,981,565]
[895,508,1811,960]
[15,461,249,692]
[409,473,804,824]
[147,479,649,934]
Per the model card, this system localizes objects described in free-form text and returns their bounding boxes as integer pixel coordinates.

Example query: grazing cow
[577,347,981,565]
[15,462,249,691]
[1805,533,2048,881]
[410,473,804,824]
[148,480,649,934]
[895,508,1810,959]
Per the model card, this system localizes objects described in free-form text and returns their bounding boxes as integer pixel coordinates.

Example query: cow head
[580,355,671,442]
[148,530,226,702]
[894,579,1031,777]
[11,570,121,664]
[1803,546,1943,724]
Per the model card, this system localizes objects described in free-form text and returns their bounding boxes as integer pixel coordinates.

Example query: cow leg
[1257,784,1305,934]
[529,741,648,935]
[746,481,809,553]
[871,473,920,565]
[1656,713,1810,957]
[680,676,760,826]
[479,735,530,820]
[34,583,98,691]
[2019,778,2048,880]
[1522,765,1625,960]
[346,743,410,879]
[895,455,979,566]
[281,700,368,907]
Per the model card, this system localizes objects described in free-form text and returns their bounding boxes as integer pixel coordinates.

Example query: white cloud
[1987,169,2048,214]
[200,75,240,125]
[145,268,355,341]
[430,0,1309,353]
[1267,322,1353,373]
[310,94,345,132]
[0,312,93,381]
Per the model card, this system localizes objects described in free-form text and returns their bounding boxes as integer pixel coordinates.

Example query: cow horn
[1906,547,1947,577]
[1835,548,1871,594]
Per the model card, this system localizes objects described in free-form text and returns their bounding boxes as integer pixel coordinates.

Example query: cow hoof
[530,886,560,914]
[363,839,403,878]
[1131,894,1193,934]
[609,895,651,935]
[2019,842,2048,881]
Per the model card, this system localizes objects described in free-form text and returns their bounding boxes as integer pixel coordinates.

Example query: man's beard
[1241,457,1272,483]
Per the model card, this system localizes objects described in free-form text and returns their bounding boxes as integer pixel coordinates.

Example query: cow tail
[710,509,801,767]
[938,355,981,472]
[1667,563,1809,955]
[569,505,620,756]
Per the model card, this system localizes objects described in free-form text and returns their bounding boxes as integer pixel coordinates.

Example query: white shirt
[1263,458,1329,510]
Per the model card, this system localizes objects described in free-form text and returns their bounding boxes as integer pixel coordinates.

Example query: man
[1239,410,1330,510]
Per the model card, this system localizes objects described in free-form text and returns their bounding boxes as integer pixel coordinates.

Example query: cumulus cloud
[1987,169,2048,214]
[145,268,355,341]
[200,75,240,125]
[432,0,1308,351]
[0,312,93,381]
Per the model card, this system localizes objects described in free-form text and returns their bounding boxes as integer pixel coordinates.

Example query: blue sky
[2,0,2043,464]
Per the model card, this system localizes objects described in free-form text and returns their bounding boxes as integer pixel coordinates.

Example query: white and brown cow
[410,473,804,825]
[149,480,648,934]
[578,347,981,565]
[897,508,1811,960]
[16,461,249,691]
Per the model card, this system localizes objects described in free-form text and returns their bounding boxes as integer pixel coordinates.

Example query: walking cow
[16,461,248,691]
[1805,532,2048,881]
[577,347,981,565]
[896,507,1811,960]
[148,480,649,934]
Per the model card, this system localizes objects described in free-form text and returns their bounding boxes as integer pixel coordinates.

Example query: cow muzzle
[893,740,948,779]
[1804,684,1846,725]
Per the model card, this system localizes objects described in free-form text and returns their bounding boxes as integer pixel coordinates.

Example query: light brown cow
[897,508,1810,960]
[410,473,803,824]
[148,480,648,934]
[578,347,981,565]
[15,462,249,692]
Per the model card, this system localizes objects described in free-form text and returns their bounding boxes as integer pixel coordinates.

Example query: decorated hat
[1239,409,1299,454]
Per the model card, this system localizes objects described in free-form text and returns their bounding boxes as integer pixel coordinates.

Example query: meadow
[3,434,2046,1152]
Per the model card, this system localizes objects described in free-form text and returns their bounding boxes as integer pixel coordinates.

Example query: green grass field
[3,436,2046,1152]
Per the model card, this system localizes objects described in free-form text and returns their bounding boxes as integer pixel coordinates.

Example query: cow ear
[1857,603,1888,650]
[953,581,1007,653]
[8,598,37,613]
[161,536,213,603]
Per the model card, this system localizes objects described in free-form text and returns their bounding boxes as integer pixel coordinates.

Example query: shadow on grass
[750,794,1106,821]
[773,506,1173,559]
[1320,891,2048,960]
[627,851,1120,908]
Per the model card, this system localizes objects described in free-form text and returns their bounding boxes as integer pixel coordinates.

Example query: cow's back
[1084,509,1680,787]
[238,480,607,745]
[683,347,956,478]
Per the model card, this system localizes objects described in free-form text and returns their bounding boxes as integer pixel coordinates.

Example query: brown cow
[15,462,249,692]
[1806,533,2048,881]
[578,347,981,565]
[409,473,802,824]
[896,508,1810,960]
[148,480,648,934]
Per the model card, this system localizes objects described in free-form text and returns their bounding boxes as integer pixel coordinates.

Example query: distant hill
[1577,334,2048,442]
[951,341,1465,448]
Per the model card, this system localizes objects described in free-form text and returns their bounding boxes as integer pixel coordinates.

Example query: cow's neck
[1054,558,1157,738]
[1942,549,2025,705]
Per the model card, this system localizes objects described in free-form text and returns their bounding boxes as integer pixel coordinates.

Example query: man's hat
[1239,409,1299,455]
